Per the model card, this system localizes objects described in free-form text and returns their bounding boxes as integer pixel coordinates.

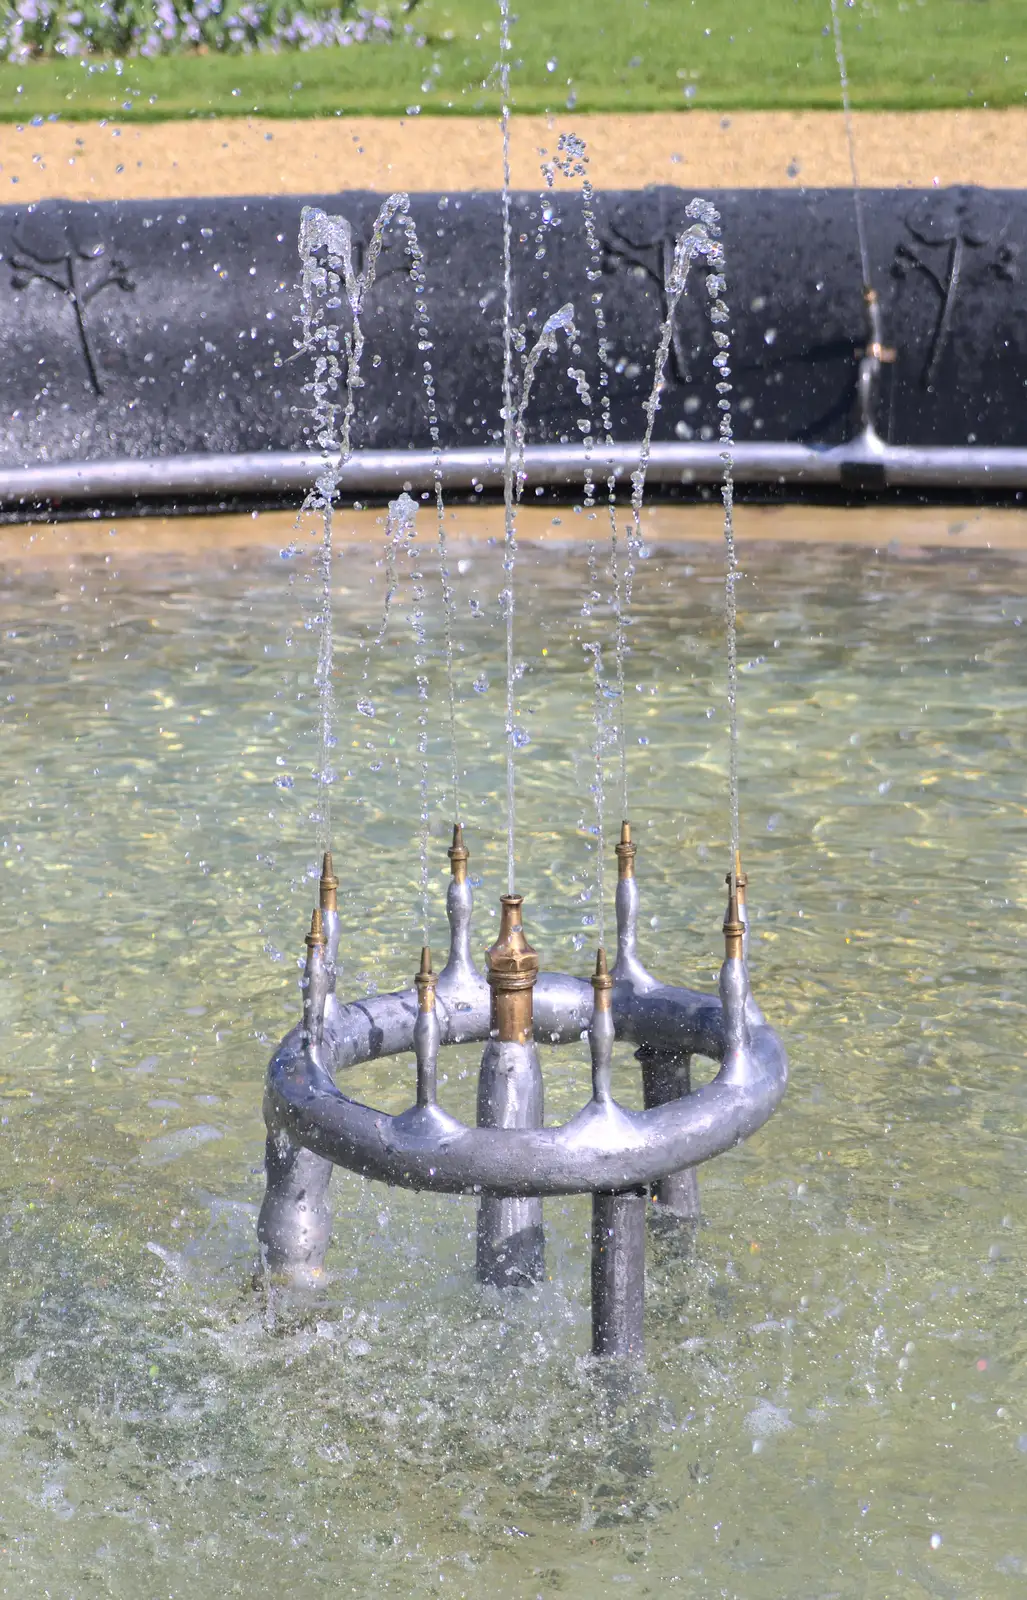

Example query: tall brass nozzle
[319,850,338,913]
[726,849,748,909]
[486,893,539,1043]
[415,945,436,1011]
[591,946,613,1012]
[723,888,744,962]
[447,821,469,885]
[306,907,326,951]
[615,819,636,881]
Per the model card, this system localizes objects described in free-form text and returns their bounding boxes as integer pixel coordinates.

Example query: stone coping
[4,504,1025,565]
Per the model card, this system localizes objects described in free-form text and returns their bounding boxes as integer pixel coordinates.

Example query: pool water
[0,525,1025,1597]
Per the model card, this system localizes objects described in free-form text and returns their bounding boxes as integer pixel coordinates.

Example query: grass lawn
[1,0,1023,121]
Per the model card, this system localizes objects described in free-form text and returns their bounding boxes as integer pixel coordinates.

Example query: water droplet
[472,674,489,694]
[358,698,376,718]
[511,727,531,749]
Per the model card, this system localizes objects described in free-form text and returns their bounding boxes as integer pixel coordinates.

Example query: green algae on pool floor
[0,533,1025,1595]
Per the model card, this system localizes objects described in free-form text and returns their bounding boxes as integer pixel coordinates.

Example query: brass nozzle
[415,945,436,1011]
[447,821,469,885]
[319,850,338,913]
[864,286,878,307]
[486,893,539,1043]
[723,889,744,962]
[726,849,748,908]
[306,906,326,951]
[615,819,636,881]
[591,946,613,1012]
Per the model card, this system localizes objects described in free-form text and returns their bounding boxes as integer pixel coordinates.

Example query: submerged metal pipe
[4,439,1027,509]
[587,946,646,1358]
[591,1189,647,1359]
[640,1047,700,1220]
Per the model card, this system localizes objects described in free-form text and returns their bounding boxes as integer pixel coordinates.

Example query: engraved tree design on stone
[599,221,693,385]
[892,186,1017,388]
[10,203,133,395]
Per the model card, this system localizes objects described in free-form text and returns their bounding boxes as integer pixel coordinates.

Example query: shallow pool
[1,525,1025,1597]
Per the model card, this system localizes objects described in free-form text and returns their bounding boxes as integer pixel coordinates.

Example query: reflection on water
[0,529,1025,1596]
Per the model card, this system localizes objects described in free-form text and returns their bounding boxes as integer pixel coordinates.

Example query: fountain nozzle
[486,894,539,1044]
[726,849,748,908]
[723,888,744,962]
[862,287,896,365]
[301,907,328,1052]
[591,945,613,1012]
[448,822,469,885]
[319,851,338,913]
[416,945,436,1011]
[615,820,636,881]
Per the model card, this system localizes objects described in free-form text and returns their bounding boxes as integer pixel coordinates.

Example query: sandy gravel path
[3,109,1026,204]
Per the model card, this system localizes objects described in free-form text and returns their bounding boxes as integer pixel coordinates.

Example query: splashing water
[538,131,624,939]
[497,1,579,895]
[499,0,517,894]
[686,198,742,890]
[402,211,461,826]
[501,302,578,893]
[576,155,627,834]
[551,131,626,926]
[828,0,872,296]
[514,302,577,493]
[622,201,730,826]
[357,491,409,727]
[297,194,411,849]
[398,492,433,942]
[582,533,608,950]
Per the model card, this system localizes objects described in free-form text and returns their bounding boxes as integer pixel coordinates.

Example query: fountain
[258,824,787,1357]
[256,89,788,1354]
[4,2,1027,1588]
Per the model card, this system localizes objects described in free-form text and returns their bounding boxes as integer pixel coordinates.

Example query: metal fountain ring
[258,823,788,1357]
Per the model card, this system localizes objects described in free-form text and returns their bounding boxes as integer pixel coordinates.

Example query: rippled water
[1,525,1025,1597]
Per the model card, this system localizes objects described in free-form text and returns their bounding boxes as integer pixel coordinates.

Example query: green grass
[2,0,1023,121]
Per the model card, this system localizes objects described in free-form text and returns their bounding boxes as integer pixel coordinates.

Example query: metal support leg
[476,1037,545,1288]
[639,1047,701,1220]
[591,1188,646,1358]
[256,1132,334,1284]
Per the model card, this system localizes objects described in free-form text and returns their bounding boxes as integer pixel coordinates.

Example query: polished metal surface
[476,894,546,1287]
[475,1036,547,1290]
[259,826,788,1354]
[640,1047,700,1219]
[591,1189,647,1359]
[4,439,1027,510]
[262,945,785,1199]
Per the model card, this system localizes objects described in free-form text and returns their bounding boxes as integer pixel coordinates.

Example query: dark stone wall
[0,185,1023,468]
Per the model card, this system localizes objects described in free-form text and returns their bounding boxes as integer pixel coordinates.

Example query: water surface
[1,526,1025,1597]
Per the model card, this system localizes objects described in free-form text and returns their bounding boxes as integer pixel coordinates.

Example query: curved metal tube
[262,978,786,1198]
[258,831,787,1316]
